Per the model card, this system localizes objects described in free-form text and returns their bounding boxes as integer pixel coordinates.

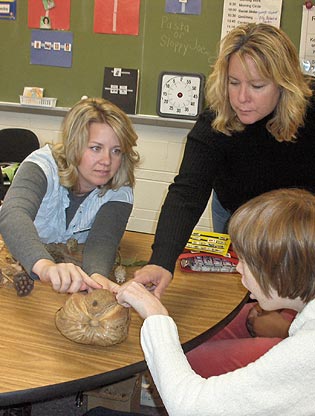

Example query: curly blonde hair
[207,23,313,142]
[51,98,140,194]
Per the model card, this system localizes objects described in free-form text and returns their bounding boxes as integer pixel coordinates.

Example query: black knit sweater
[150,98,315,274]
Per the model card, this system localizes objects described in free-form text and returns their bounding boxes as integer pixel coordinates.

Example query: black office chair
[0,128,40,199]
[0,128,40,163]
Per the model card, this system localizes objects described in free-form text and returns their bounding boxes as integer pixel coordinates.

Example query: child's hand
[116,281,169,319]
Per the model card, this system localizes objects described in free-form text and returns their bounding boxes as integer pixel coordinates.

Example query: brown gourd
[55,289,130,346]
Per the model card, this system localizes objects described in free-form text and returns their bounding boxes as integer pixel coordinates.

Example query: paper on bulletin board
[299,5,315,76]
[94,0,140,35]
[28,0,71,30]
[221,0,283,39]
[165,0,202,15]
[0,0,16,20]
[30,30,73,68]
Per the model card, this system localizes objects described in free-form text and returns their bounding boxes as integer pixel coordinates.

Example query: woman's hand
[133,264,172,299]
[90,273,120,293]
[116,281,168,319]
[33,259,102,293]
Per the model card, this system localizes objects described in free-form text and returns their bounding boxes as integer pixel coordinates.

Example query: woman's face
[228,53,280,125]
[77,122,122,193]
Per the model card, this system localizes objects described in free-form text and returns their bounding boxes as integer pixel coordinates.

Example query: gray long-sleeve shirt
[0,161,132,278]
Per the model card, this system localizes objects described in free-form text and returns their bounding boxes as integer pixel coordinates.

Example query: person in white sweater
[114,188,315,416]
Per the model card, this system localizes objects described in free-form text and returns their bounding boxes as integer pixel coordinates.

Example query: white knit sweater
[141,299,315,416]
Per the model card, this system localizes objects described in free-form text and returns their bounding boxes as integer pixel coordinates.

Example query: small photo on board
[40,16,51,29]
[42,0,55,10]
[34,40,42,49]
[53,42,61,51]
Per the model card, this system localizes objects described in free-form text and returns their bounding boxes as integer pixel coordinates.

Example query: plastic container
[19,96,57,107]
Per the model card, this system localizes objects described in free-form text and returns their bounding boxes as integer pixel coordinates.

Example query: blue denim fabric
[211,190,231,233]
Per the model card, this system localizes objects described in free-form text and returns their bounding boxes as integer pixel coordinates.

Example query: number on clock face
[157,72,205,119]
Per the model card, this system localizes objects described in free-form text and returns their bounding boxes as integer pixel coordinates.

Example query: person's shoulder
[303,75,315,102]
[195,107,215,124]
[104,186,133,204]
[303,77,315,120]
[23,144,57,177]
[189,107,215,134]
[24,144,52,161]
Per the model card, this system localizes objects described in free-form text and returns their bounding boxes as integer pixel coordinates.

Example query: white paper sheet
[221,0,283,39]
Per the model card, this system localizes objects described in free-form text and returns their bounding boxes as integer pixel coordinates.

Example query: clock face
[157,71,205,120]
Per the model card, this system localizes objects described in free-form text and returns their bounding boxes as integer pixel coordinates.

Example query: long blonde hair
[207,23,312,142]
[51,98,139,194]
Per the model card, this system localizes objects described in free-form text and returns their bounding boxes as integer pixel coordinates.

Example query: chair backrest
[0,128,40,163]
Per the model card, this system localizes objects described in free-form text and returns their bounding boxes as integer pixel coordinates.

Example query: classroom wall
[0,109,213,234]
[0,0,306,234]
[0,0,305,114]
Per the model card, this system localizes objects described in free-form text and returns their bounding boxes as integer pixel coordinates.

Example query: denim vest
[23,144,133,244]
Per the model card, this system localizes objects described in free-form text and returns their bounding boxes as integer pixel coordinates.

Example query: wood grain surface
[0,231,247,405]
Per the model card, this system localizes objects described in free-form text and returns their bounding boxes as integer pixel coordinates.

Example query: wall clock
[157,71,205,120]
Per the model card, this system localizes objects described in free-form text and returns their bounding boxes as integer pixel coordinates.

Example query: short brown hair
[51,98,139,194]
[229,188,315,303]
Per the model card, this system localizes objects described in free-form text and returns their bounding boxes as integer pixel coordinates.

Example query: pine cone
[13,271,34,297]
[114,265,127,283]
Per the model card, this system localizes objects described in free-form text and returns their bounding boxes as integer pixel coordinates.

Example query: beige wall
[0,110,213,234]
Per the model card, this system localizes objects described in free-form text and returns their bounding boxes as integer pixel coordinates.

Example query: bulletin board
[0,0,306,116]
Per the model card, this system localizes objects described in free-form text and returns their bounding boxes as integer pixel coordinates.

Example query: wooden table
[0,231,247,406]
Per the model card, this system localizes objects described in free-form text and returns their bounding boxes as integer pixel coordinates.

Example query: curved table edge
[0,292,249,407]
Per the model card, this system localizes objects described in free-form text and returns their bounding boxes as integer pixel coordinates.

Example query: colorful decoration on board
[94,0,141,35]
[102,67,140,114]
[30,29,73,68]
[0,0,16,20]
[28,0,70,31]
[165,0,202,15]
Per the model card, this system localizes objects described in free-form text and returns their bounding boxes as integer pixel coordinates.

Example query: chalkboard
[0,0,305,116]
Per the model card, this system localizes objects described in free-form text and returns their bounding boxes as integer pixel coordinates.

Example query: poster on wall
[299,5,315,77]
[94,0,140,35]
[221,0,283,39]
[165,0,202,15]
[30,29,73,68]
[28,0,71,30]
[102,67,140,114]
[0,0,17,20]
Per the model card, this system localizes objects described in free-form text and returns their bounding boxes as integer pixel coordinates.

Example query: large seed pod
[13,271,34,297]
[55,289,130,346]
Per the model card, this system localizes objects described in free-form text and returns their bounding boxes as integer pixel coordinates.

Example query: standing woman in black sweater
[133,22,315,297]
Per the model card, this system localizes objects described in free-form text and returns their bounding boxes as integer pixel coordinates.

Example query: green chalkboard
[0,0,305,116]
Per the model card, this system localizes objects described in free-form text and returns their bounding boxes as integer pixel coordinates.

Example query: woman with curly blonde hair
[0,98,139,293]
